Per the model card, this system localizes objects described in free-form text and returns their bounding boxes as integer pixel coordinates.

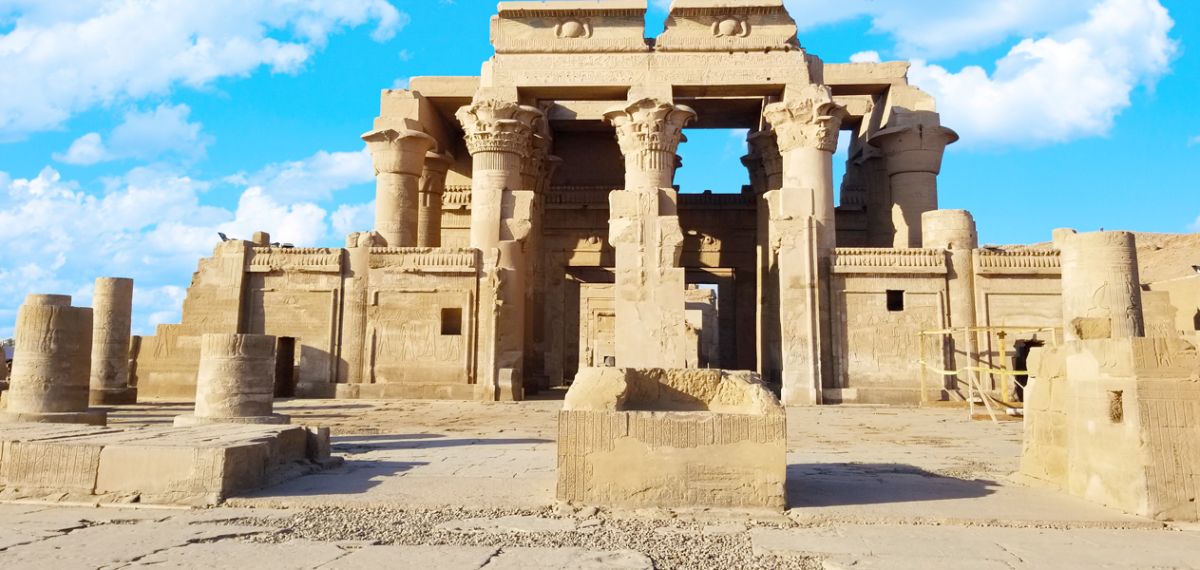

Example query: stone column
[456,97,543,400]
[1,294,106,425]
[1056,230,1145,341]
[763,84,846,406]
[860,147,895,248]
[747,131,784,384]
[363,128,437,247]
[89,277,137,405]
[336,231,384,395]
[175,334,289,426]
[417,151,453,248]
[603,96,696,369]
[871,111,958,248]
[923,210,979,395]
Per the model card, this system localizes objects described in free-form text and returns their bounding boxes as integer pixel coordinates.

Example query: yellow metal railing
[917,326,1059,424]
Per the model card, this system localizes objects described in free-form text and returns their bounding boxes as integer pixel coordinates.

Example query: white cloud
[849,51,881,64]
[55,104,211,165]
[786,0,1099,59]
[230,147,374,202]
[0,144,372,335]
[0,0,407,139]
[1189,135,1200,147]
[908,0,1175,146]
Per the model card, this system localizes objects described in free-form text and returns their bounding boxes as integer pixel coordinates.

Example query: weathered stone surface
[176,333,289,426]
[89,277,137,405]
[0,423,333,505]
[559,368,786,509]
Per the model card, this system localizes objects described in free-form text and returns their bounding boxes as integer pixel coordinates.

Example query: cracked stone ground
[0,400,1196,569]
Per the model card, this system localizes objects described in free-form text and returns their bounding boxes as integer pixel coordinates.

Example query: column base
[173,414,291,427]
[0,409,108,426]
[89,387,138,406]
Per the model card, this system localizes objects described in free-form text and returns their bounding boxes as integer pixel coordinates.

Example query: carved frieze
[247,248,344,274]
[369,247,481,274]
[974,249,1062,275]
[656,0,799,53]
[831,248,947,275]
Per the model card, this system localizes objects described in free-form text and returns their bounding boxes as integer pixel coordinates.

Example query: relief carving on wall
[555,18,593,39]
[712,16,750,38]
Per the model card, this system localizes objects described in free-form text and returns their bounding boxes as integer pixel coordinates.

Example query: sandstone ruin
[558,368,786,509]
[0,0,1198,534]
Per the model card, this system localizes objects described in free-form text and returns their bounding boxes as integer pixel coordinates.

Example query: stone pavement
[0,400,1194,569]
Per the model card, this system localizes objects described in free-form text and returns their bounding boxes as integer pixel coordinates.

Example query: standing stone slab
[558,368,787,510]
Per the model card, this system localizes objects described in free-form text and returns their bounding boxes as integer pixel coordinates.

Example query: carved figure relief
[555,18,592,39]
[712,16,750,38]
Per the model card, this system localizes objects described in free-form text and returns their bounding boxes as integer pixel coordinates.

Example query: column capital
[603,98,697,158]
[870,111,959,175]
[362,128,436,176]
[456,98,542,157]
[762,85,846,153]
[422,151,454,177]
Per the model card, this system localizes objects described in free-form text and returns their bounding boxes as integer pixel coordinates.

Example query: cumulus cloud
[0,0,406,139]
[227,147,375,202]
[0,146,374,336]
[849,51,882,64]
[55,104,211,165]
[786,0,1100,59]
[908,0,1175,146]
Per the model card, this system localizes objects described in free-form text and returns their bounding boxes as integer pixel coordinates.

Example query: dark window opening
[441,308,463,336]
[886,290,905,312]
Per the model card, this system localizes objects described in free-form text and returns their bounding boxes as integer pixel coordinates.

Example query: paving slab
[127,540,347,569]
[318,545,500,569]
[481,547,654,569]
[0,522,273,569]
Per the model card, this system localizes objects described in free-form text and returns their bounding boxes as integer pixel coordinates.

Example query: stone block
[558,368,786,510]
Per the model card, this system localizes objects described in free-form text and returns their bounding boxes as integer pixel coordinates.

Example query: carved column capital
[604,98,697,157]
[362,128,436,176]
[870,112,959,175]
[762,85,846,154]
[456,99,543,157]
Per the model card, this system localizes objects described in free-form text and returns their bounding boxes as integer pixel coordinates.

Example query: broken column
[175,333,289,426]
[363,127,437,247]
[1057,230,1145,341]
[417,151,453,248]
[762,84,846,405]
[0,294,106,425]
[922,210,979,395]
[89,277,137,405]
[457,95,543,400]
[871,109,958,248]
[603,93,695,369]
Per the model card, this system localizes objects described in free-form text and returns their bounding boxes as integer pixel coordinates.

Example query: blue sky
[0,0,1196,337]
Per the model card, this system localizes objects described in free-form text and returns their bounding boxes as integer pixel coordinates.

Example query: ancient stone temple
[131,0,1075,406]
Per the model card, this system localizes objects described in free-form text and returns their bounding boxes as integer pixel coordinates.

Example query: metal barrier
[917,326,1059,423]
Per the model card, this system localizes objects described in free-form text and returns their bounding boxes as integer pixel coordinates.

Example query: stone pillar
[603,96,696,369]
[363,128,437,247]
[456,97,543,400]
[1,294,106,425]
[336,231,384,394]
[871,111,958,248]
[763,84,846,406]
[417,151,453,248]
[923,210,979,395]
[175,334,289,426]
[747,131,784,384]
[89,277,137,405]
[1056,230,1145,341]
[860,148,895,248]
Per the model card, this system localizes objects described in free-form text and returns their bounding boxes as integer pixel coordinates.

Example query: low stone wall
[1021,337,1200,521]
[557,368,786,510]
[0,423,338,505]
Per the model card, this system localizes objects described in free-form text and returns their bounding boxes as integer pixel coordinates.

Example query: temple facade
[132,0,1070,406]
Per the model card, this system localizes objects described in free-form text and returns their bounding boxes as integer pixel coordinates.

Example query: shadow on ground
[332,433,552,453]
[787,463,998,508]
